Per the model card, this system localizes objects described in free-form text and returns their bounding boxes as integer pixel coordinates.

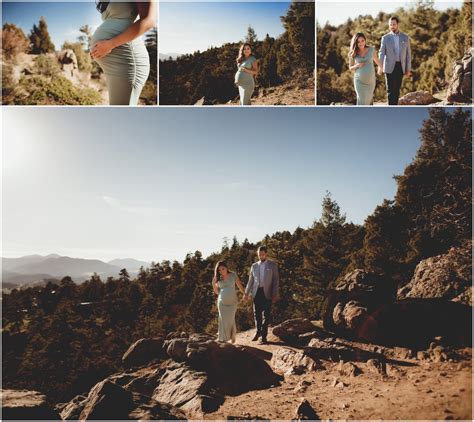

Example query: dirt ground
[207,327,473,421]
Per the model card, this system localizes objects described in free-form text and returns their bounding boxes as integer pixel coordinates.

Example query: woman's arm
[348,56,365,71]
[235,277,245,294]
[373,48,382,69]
[243,59,259,76]
[91,1,157,59]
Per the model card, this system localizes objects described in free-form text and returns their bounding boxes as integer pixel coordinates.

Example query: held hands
[91,40,114,60]
[377,66,383,75]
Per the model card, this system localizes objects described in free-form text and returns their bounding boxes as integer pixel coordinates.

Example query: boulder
[1,389,60,419]
[270,347,320,376]
[356,298,472,349]
[272,318,318,343]
[322,269,397,336]
[366,359,387,376]
[59,394,87,420]
[337,360,362,377]
[122,337,165,368]
[293,398,319,420]
[447,48,473,103]
[304,337,382,363]
[399,91,438,105]
[56,49,79,79]
[398,241,472,306]
[152,361,222,416]
[79,380,135,420]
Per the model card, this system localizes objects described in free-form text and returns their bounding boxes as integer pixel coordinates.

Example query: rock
[447,48,473,103]
[60,394,87,420]
[293,398,319,420]
[272,318,318,343]
[322,269,397,336]
[56,49,78,79]
[398,241,472,305]
[122,337,165,368]
[357,298,472,349]
[270,347,320,376]
[366,359,387,376]
[194,96,212,105]
[294,380,311,393]
[417,351,430,360]
[386,364,405,377]
[128,392,187,420]
[337,360,362,377]
[1,389,60,419]
[152,362,222,417]
[79,380,135,420]
[399,91,438,105]
[393,347,414,360]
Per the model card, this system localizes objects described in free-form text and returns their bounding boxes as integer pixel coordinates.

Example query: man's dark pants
[385,61,404,105]
[253,287,272,340]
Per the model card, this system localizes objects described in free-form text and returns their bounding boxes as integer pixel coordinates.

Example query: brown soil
[206,326,473,420]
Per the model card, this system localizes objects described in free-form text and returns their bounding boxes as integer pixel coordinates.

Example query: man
[378,16,412,105]
[244,246,279,345]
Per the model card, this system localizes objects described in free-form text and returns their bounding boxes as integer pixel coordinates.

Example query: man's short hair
[389,16,400,23]
[257,245,268,253]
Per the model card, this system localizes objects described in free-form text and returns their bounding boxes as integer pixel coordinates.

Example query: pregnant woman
[91,1,156,105]
[348,33,382,105]
[213,261,245,343]
[234,43,259,105]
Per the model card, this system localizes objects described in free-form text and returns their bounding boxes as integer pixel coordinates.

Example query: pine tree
[29,16,55,54]
[245,25,258,44]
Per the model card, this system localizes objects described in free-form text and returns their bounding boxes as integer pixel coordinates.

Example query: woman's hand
[357,62,367,68]
[91,40,114,60]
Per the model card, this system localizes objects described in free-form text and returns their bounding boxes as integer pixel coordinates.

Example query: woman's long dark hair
[237,43,253,64]
[214,261,233,281]
[96,1,109,13]
[349,32,366,59]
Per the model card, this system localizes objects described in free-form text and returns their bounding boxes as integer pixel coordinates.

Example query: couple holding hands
[212,246,279,345]
[349,16,412,105]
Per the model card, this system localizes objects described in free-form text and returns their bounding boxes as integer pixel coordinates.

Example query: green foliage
[2,23,30,60]
[34,54,61,76]
[141,27,158,105]
[160,2,315,104]
[9,75,102,105]
[29,16,55,54]
[317,2,472,104]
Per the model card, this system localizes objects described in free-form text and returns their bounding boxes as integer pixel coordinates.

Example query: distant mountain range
[2,254,151,288]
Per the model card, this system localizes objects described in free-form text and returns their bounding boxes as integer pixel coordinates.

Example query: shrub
[34,54,61,76]
[2,23,29,60]
[62,41,92,72]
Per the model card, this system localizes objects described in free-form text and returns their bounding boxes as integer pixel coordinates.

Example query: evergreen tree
[29,16,55,54]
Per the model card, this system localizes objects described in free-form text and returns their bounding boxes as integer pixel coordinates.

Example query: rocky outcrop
[270,347,321,376]
[399,91,439,105]
[122,337,165,369]
[398,241,472,306]
[1,389,60,419]
[62,331,281,420]
[322,269,397,336]
[447,48,473,103]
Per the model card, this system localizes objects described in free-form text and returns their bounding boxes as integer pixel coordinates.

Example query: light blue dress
[235,56,257,105]
[217,273,238,342]
[91,1,150,105]
[354,46,376,105]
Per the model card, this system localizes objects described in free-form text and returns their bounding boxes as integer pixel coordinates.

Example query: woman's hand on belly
[91,39,114,60]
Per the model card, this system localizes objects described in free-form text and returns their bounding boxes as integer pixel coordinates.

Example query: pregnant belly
[355,67,375,85]
[235,70,254,87]
[219,289,237,306]
[92,20,149,81]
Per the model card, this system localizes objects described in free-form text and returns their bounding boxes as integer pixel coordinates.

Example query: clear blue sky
[2,2,103,48]
[3,107,460,263]
[317,0,465,26]
[160,1,290,55]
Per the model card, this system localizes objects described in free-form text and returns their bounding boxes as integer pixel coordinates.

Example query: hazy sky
[160,2,289,55]
[2,107,452,263]
[2,2,102,49]
[317,0,464,26]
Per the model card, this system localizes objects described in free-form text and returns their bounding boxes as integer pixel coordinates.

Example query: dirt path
[207,327,472,420]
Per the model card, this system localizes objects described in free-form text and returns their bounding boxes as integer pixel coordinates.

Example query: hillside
[160,2,315,105]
